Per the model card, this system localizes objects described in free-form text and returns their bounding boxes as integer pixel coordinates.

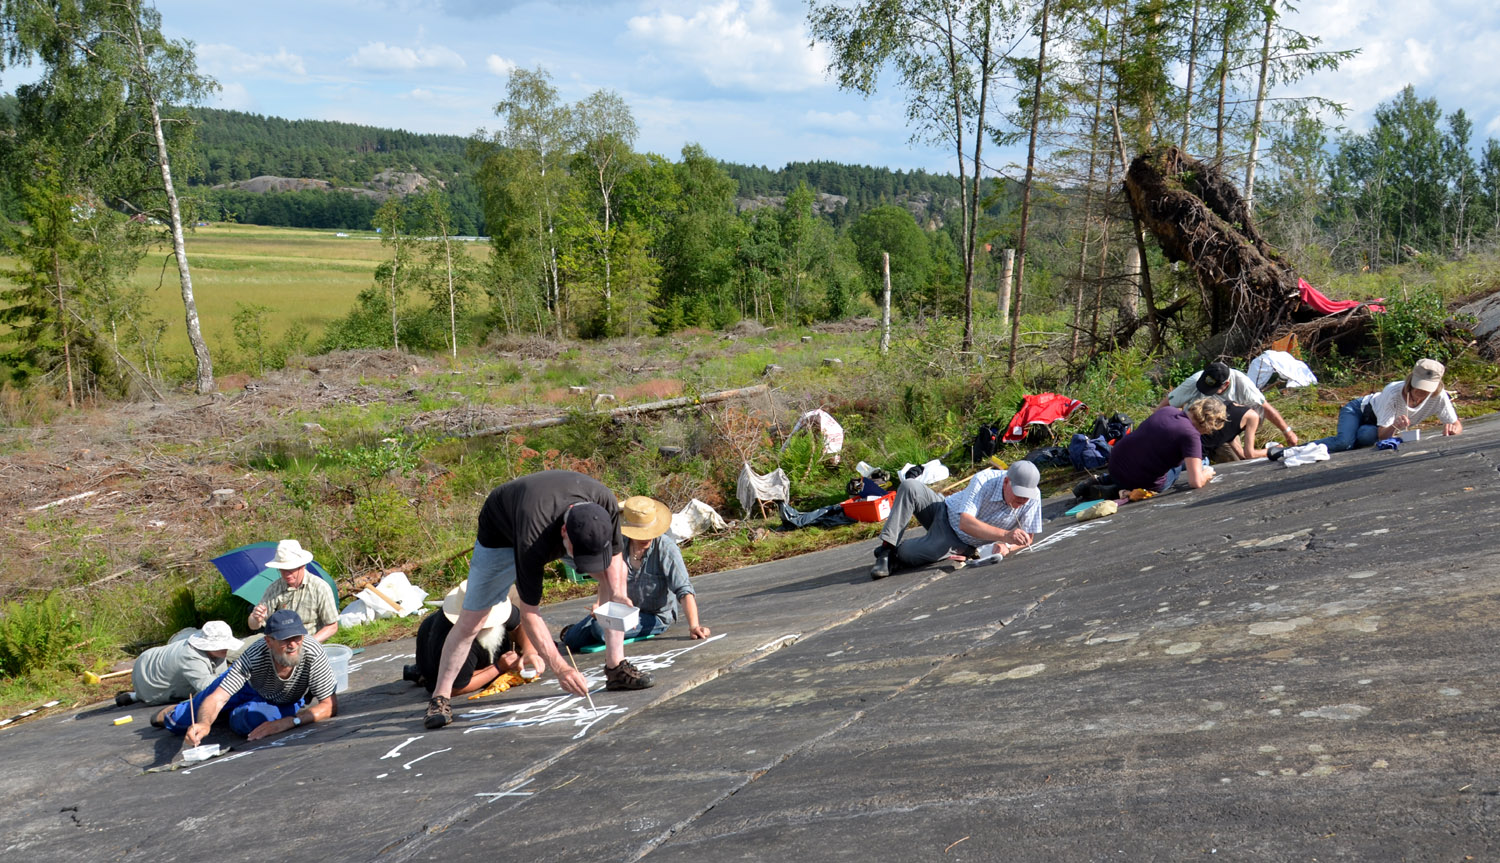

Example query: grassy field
[3,222,490,361]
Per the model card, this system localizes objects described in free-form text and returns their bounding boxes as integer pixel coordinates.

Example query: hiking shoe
[423,695,452,729]
[1072,477,1100,501]
[870,546,892,579]
[150,705,173,729]
[1267,444,1285,462]
[604,659,654,691]
[115,691,137,708]
[558,624,573,645]
[402,664,422,684]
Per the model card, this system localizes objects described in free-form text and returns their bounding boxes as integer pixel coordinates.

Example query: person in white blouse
[1313,358,1462,452]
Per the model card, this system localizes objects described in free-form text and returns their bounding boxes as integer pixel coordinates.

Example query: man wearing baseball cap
[870,460,1044,579]
[424,470,645,730]
[1161,360,1299,448]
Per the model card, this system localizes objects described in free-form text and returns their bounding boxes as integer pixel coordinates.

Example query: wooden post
[998,248,1015,329]
[880,251,892,355]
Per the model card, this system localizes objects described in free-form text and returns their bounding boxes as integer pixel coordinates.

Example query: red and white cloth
[1002,393,1087,443]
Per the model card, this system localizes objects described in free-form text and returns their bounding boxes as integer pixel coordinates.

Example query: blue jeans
[1314,397,1378,453]
[1161,458,1211,490]
[162,669,304,737]
[560,609,672,652]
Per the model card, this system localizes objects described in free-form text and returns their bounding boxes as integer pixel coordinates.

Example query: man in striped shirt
[154,609,339,744]
[871,461,1044,579]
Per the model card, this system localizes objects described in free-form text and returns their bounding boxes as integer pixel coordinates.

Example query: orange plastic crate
[841,491,895,523]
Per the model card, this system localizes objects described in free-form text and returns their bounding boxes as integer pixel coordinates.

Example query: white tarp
[1248,350,1318,389]
[338,571,428,628]
[897,459,950,485]
[666,498,728,544]
[782,409,845,462]
[736,463,790,515]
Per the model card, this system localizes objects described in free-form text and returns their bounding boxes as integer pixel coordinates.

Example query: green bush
[1374,288,1466,369]
[0,591,84,677]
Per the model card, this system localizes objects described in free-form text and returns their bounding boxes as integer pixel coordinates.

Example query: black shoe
[423,695,452,729]
[1096,483,1120,501]
[1267,444,1285,462]
[558,624,573,645]
[870,546,892,579]
[402,664,422,684]
[115,691,137,708]
[1073,477,1100,501]
[604,659,654,691]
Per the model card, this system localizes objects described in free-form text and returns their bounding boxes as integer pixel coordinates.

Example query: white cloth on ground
[1280,442,1331,467]
[782,409,845,461]
[897,459,950,485]
[1248,350,1318,388]
[736,463,791,514]
[666,498,728,544]
[338,571,428,628]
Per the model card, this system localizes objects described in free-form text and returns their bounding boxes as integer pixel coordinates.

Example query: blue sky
[5,1,1499,174]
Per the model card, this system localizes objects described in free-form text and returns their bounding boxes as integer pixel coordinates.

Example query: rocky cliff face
[212,170,436,201]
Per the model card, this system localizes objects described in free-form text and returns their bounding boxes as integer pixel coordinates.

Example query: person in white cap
[405,581,540,696]
[1313,358,1462,453]
[870,460,1044,579]
[248,539,339,643]
[114,621,242,707]
[558,496,711,652]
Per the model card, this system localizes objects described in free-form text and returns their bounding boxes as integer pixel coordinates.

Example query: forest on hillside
[2,0,1500,398]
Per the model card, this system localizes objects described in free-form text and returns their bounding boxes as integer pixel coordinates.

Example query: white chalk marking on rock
[381,736,423,760]
[1299,704,1371,721]
[910,614,930,621]
[403,748,450,770]
[1359,528,1390,536]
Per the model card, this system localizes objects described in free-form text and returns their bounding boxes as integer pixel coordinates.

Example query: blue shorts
[463,543,519,612]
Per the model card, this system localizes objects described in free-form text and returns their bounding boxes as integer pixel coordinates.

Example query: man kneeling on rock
[871,460,1043,579]
[154,610,338,743]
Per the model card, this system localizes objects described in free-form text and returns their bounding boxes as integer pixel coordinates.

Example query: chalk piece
[113,716,133,725]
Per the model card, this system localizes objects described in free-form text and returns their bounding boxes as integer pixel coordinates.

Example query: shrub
[0,591,84,677]
[1374,288,1468,369]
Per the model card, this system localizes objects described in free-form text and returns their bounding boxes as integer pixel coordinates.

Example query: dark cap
[1196,361,1232,395]
[565,502,614,574]
[263,608,308,640]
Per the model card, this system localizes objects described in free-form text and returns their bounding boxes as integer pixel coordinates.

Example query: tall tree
[570,89,638,336]
[810,0,1019,354]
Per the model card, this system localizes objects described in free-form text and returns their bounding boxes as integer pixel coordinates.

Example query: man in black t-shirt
[424,470,653,730]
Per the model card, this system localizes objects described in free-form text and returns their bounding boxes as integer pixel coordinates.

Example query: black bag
[970,423,1003,462]
[1091,412,1133,444]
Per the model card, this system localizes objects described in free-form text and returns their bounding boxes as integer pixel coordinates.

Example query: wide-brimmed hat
[619,495,672,541]
[265,539,314,570]
[1409,358,1445,392]
[441,580,512,630]
[187,620,242,652]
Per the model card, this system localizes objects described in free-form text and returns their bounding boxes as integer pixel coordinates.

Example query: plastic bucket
[324,643,352,693]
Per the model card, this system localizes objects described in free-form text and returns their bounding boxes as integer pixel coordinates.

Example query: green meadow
[3,222,490,361]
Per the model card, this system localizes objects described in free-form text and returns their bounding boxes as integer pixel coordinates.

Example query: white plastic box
[592,601,640,632]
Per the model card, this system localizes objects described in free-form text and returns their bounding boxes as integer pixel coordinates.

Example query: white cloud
[486,54,516,77]
[801,108,901,133]
[213,81,257,111]
[197,44,307,78]
[626,0,829,93]
[347,42,467,72]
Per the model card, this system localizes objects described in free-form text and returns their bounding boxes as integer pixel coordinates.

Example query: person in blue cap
[154,609,339,743]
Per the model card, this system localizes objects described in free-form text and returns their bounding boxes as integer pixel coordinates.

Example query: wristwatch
[292,716,302,727]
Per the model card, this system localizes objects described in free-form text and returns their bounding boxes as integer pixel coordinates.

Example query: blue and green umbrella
[210,541,337,605]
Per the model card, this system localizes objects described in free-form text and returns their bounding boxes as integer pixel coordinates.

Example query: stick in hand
[564,646,598,714]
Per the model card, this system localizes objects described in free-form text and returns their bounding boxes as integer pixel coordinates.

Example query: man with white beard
[153,610,339,743]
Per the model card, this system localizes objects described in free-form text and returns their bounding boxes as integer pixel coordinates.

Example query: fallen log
[455,384,771,439]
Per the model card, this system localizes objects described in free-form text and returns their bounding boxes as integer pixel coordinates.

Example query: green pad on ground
[577,633,657,653]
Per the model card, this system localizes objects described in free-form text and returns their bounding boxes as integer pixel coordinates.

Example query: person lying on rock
[405,581,540,696]
[1107,398,1225,494]
[154,610,338,744]
[248,539,339,643]
[1312,358,1462,453]
[424,470,652,732]
[870,460,1043,580]
[1161,360,1298,449]
[115,621,241,708]
[558,496,710,652]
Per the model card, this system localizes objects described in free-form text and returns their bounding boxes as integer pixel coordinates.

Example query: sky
[3,0,1499,175]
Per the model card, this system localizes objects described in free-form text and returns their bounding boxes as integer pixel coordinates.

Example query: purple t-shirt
[1108,406,1202,491]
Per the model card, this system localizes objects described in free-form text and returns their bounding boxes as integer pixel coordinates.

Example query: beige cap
[1410,358,1445,392]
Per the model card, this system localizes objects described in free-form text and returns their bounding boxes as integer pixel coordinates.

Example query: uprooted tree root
[1124,146,1302,354]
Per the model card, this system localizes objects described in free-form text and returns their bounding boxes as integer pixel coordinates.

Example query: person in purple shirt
[1108,399,1227,492]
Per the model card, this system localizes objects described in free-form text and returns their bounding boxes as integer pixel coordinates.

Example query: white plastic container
[181,743,220,763]
[323,643,352,693]
[592,602,640,633]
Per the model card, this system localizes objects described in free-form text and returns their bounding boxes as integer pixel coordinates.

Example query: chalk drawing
[1016,520,1105,555]
[462,695,627,740]
[403,748,450,770]
[349,651,409,674]
[381,735,424,760]
[475,778,535,802]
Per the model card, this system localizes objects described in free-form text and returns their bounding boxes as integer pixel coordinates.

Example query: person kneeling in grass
[559,496,710,652]
[155,609,338,744]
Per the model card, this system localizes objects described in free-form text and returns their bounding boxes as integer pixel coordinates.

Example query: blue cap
[263,609,308,640]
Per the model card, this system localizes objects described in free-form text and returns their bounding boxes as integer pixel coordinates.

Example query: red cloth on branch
[1002,393,1087,443]
[1299,278,1384,315]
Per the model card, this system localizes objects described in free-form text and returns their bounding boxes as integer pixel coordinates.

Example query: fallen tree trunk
[455,384,771,439]
[1123,146,1300,354]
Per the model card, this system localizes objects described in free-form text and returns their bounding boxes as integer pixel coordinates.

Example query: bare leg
[430,608,489,699]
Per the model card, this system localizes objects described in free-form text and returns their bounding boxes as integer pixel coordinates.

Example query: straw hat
[619,495,671,541]
[187,620,242,652]
[266,539,314,570]
[441,580,512,630]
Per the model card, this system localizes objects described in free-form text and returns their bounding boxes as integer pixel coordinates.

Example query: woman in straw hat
[407,581,540,696]
[558,496,711,653]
